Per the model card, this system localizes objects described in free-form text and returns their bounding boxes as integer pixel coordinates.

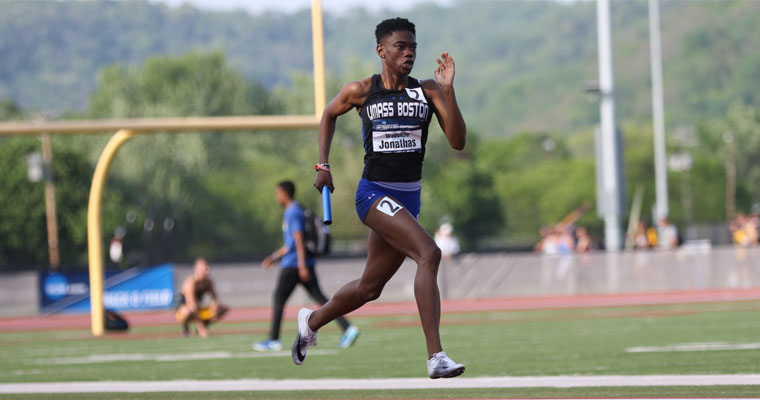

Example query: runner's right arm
[314,79,371,193]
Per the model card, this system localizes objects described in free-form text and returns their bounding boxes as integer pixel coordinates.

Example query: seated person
[175,258,228,338]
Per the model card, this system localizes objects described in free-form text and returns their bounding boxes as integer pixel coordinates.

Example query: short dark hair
[375,17,415,44]
[277,180,295,199]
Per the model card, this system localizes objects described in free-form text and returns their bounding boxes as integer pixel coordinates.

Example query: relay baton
[322,186,332,225]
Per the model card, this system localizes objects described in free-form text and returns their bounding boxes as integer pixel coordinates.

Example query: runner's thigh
[363,195,437,263]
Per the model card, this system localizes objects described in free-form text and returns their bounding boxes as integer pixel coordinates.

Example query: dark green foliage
[2,1,760,136]
[83,52,286,265]
[0,138,93,267]
[3,1,760,266]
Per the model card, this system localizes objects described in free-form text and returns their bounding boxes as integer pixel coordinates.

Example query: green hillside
[1,0,759,135]
[2,1,760,267]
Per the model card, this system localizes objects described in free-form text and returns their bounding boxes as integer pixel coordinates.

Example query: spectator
[646,223,659,248]
[634,221,652,250]
[744,213,758,246]
[657,218,679,250]
[557,226,575,255]
[534,227,550,253]
[540,228,561,255]
[175,258,229,338]
[434,222,460,260]
[731,213,758,247]
[574,227,595,253]
[434,222,460,300]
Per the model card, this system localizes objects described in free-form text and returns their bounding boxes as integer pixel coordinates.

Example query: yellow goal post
[0,0,327,336]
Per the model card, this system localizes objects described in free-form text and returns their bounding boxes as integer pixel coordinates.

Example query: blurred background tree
[0,138,94,267]
[2,1,760,268]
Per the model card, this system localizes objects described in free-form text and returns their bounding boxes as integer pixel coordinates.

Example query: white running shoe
[427,351,465,379]
[291,308,318,365]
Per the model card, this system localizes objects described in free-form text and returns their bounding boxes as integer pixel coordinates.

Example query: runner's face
[378,30,416,75]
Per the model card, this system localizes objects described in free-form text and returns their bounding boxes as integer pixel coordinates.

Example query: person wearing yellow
[176,258,228,338]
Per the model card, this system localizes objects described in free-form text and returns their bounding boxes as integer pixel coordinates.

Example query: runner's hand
[434,52,456,87]
[314,170,334,193]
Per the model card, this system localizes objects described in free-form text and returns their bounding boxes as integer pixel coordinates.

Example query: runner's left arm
[424,52,466,150]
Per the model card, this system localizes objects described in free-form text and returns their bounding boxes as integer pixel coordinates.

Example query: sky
[152,0,457,15]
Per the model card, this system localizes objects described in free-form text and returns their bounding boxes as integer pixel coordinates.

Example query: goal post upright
[0,1,327,336]
[87,130,136,336]
[312,0,327,118]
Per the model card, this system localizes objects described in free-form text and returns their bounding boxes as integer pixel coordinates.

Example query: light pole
[649,0,669,221]
[26,134,60,269]
[596,0,624,251]
[41,133,60,269]
[724,131,736,220]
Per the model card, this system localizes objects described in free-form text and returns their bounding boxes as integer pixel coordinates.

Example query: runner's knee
[417,244,441,272]
[358,281,385,302]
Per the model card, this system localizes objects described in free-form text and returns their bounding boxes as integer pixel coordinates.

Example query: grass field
[2,300,760,398]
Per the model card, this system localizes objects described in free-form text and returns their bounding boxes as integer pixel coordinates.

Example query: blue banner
[39,264,175,314]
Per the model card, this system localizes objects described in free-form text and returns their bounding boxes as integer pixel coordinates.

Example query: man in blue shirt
[253,181,359,351]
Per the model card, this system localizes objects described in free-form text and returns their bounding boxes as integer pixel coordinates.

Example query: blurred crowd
[730,213,759,247]
[524,208,760,295]
[533,208,684,254]
[534,225,597,255]
[438,208,758,256]
[630,218,679,251]
[533,205,597,255]
[533,211,760,253]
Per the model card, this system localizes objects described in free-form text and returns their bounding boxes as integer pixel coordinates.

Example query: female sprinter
[292,17,467,379]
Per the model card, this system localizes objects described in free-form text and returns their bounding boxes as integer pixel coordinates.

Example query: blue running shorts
[355,178,421,222]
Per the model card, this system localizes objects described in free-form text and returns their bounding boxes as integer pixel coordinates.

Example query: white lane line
[627,342,760,353]
[1,374,760,393]
[35,350,338,365]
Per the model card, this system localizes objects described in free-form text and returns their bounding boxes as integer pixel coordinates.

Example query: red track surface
[2,288,760,332]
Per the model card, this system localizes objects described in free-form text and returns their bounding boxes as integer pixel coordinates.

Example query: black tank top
[359,74,434,182]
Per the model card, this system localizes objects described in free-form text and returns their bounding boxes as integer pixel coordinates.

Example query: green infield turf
[1,300,759,398]
[1,386,760,400]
